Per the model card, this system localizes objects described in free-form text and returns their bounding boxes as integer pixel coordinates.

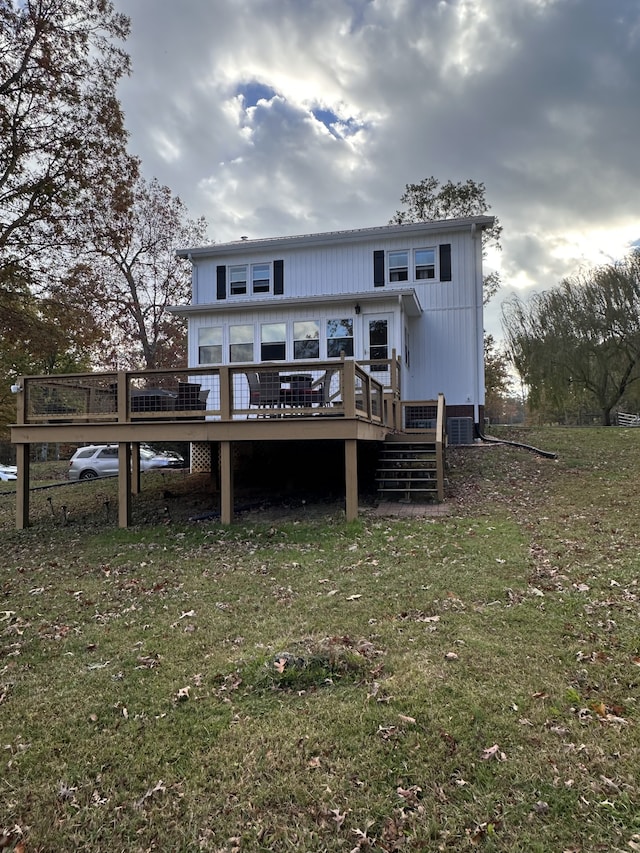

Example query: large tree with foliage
[502,250,640,426]
[68,176,209,370]
[0,0,132,366]
[390,177,502,304]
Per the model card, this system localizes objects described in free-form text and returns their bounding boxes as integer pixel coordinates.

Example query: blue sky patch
[236,81,277,108]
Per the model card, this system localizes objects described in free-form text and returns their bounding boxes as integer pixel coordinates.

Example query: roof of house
[176,215,495,259]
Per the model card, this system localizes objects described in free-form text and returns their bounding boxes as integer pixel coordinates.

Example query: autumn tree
[502,250,640,426]
[390,177,502,304]
[69,176,209,370]
[0,0,131,258]
[483,334,512,422]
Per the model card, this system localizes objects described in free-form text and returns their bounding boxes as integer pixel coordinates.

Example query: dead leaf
[307,756,321,768]
[397,784,422,806]
[398,714,416,724]
[330,808,347,828]
[175,686,190,701]
[273,657,287,674]
[346,594,362,601]
[481,744,507,761]
[135,779,166,809]
[445,651,459,661]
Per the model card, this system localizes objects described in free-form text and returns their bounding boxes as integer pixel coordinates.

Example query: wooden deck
[10,359,445,527]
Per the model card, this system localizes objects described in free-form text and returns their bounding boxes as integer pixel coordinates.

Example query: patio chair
[244,371,281,415]
[257,371,282,411]
[302,368,337,407]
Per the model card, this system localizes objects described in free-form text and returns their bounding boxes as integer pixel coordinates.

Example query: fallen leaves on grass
[396,784,422,807]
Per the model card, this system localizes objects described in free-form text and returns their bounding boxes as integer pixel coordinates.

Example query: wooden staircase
[375,435,444,502]
[376,393,447,503]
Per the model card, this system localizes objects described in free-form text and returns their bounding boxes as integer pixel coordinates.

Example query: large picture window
[293,320,320,359]
[261,322,286,361]
[326,318,354,357]
[198,327,223,364]
[229,324,254,362]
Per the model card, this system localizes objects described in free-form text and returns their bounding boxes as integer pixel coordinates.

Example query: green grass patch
[1,427,640,850]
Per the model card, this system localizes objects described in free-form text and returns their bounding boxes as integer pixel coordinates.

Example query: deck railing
[17,359,396,428]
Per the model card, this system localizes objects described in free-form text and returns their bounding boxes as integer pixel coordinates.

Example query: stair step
[378,487,439,493]
[378,465,436,475]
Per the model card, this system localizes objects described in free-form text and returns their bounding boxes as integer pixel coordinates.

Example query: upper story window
[229,265,247,295]
[217,259,283,299]
[252,263,270,294]
[383,246,445,284]
[198,326,223,364]
[415,248,435,279]
[389,251,408,282]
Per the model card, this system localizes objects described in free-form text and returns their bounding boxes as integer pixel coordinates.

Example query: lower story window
[326,318,354,357]
[198,326,223,364]
[293,320,320,359]
[261,322,286,360]
[230,324,254,362]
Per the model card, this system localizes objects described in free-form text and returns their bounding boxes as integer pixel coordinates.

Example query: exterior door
[365,313,393,378]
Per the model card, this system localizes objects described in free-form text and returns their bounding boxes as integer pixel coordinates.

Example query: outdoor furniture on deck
[300,368,337,407]
[130,388,177,414]
[279,373,313,406]
[175,382,209,418]
[244,371,282,414]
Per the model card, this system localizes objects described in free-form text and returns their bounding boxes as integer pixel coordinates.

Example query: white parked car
[68,445,184,481]
[0,464,18,482]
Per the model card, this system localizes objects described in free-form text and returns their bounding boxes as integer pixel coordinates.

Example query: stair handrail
[435,393,446,501]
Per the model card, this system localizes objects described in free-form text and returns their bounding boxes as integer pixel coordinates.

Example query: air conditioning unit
[447,417,474,445]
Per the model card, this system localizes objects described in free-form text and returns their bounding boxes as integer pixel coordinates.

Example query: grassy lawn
[1,426,640,851]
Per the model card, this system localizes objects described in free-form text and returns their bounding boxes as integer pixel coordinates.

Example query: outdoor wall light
[354,303,361,314]
[10,383,22,393]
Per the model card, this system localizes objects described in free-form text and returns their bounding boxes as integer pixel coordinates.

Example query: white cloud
[115,0,640,341]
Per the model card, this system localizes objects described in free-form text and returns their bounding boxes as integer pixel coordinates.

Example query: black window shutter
[216,265,226,299]
[439,244,452,281]
[273,259,284,294]
[373,250,385,287]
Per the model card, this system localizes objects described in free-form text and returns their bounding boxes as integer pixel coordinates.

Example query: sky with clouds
[115,0,640,341]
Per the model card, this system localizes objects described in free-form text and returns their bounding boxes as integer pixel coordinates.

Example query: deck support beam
[220,440,234,524]
[16,444,30,529]
[344,438,358,522]
[118,443,132,528]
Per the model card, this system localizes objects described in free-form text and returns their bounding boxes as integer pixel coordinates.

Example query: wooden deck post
[220,440,234,524]
[131,442,141,494]
[344,438,358,522]
[117,371,127,422]
[16,443,30,529]
[118,442,132,528]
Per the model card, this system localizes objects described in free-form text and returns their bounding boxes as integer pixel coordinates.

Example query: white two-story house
[172,215,493,428]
